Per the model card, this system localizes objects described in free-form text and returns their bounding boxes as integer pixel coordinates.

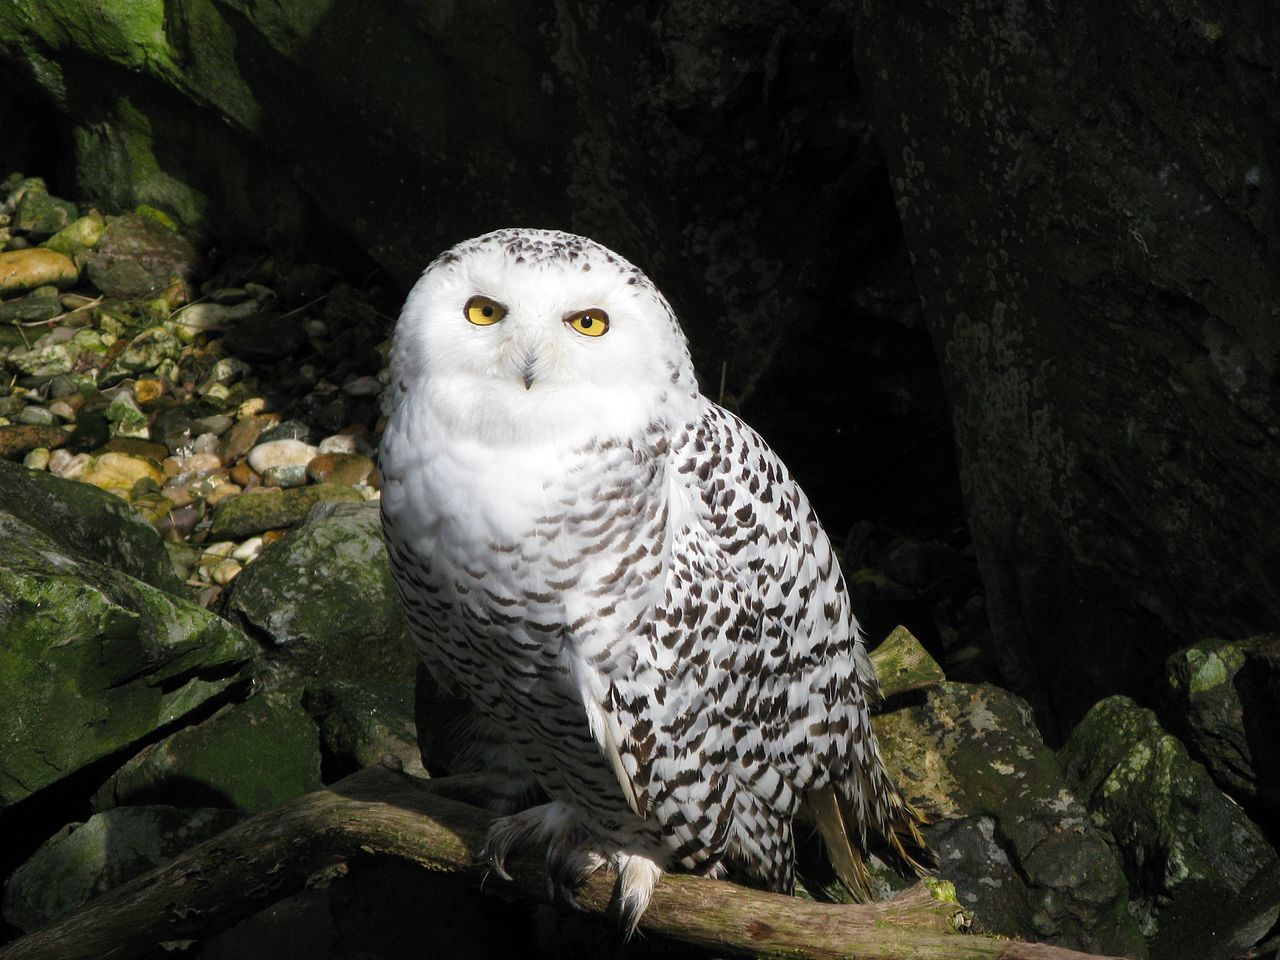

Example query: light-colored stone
[17,405,55,426]
[247,438,317,475]
[317,433,359,455]
[0,248,80,293]
[22,447,50,471]
[47,400,77,421]
[48,449,91,480]
[209,559,243,586]
[80,453,165,500]
[341,375,382,397]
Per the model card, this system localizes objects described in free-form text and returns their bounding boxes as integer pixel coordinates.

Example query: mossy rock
[207,482,363,539]
[0,514,253,809]
[1165,635,1280,814]
[869,624,945,698]
[12,188,77,242]
[0,457,180,591]
[1,805,245,933]
[874,681,1143,957]
[222,500,415,685]
[303,679,423,779]
[93,687,323,814]
[1060,695,1280,960]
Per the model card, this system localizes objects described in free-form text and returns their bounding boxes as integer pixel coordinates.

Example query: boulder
[874,681,1143,957]
[303,680,424,779]
[207,482,363,539]
[93,687,323,814]
[1,805,245,933]
[11,187,77,241]
[1165,635,1280,816]
[852,0,1280,735]
[221,500,416,685]
[0,513,253,809]
[85,213,200,299]
[1060,696,1280,960]
[0,457,179,590]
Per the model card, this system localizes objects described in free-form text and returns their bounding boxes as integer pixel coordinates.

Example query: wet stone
[17,405,55,426]
[85,213,201,299]
[192,414,234,437]
[306,452,375,487]
[208,483,363,538]
[22,447,50,470]
[11,189,77,241]
[262,464,308,488]
[0,289,62,323]
[258,419,315,444]
[0,423,68,459]
[42,210,106,259]
[221,415,268,462]
[247,438,316,474]
[0,248,80,294]
[79,452,165,499]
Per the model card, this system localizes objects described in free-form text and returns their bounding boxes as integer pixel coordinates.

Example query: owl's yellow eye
[565,307,609,337]
[465,295,506,326]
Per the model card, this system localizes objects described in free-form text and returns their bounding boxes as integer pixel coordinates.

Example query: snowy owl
[379,228,927,934]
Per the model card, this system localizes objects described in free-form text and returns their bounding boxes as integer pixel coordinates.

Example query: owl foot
[484,801,603,908]
[484,802,664,936]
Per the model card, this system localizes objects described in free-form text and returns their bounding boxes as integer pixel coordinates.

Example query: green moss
[0,513,252,808]
[96,687,323,813]
[870,624,945,697]
[208,482,363,539]
[0,0,177,79]
[1060,695,1280,959]
[71,97,209,228]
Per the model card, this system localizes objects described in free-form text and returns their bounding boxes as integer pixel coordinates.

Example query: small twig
[16,295,104,327]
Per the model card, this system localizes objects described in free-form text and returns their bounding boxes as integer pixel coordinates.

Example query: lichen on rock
[1060,695,1280,960]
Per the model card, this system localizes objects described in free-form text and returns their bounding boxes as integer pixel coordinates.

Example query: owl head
[388,228,701,445]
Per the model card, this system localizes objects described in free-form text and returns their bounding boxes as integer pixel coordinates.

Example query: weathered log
[0,764,1118,960]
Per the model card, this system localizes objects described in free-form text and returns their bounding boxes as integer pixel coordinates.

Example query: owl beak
[520,362,535,390]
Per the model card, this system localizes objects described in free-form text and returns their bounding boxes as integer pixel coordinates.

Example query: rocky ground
[0,175,1278,960]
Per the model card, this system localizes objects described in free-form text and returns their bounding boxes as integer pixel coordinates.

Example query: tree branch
[0,763,1118,960]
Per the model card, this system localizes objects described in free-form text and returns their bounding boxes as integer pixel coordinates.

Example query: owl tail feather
[805,784,932,902]
[806,785,872,901]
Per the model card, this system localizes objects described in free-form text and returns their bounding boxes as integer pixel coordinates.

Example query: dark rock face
[852,3,1280,735]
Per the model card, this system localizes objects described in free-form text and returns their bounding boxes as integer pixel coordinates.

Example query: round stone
[262,463,308,488]
[247,438,317,475]
[317,434,359,455]
[209,559,243,586]
[17,405,55,426]
[47,400,77,421]
[80,452,165,499]
[22,447,50,470]
[0,247,80,294]
[48,449,91,479]
[305,452,375,487]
